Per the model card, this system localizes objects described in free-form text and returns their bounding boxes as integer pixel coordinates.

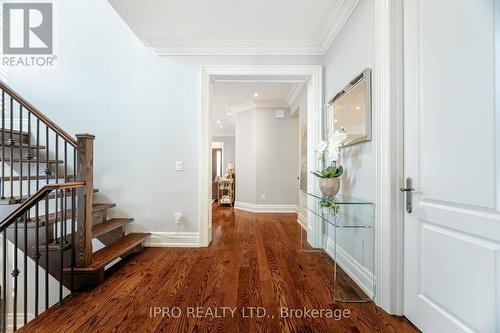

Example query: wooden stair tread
[92,218,134,238]
[72,233,150,272]
[92,203,116,213]
[0,189,98,205]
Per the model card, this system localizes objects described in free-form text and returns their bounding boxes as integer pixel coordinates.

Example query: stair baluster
[0,81,149,332]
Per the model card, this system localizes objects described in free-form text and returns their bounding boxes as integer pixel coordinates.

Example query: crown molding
[318,0,361,54]
[142,0,360,56]
[230,101,256,114]
[143,39,323,56]
[287,82,306,106]
[230,100,290,114]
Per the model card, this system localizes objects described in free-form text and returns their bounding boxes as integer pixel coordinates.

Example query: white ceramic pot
[319,178,340,197]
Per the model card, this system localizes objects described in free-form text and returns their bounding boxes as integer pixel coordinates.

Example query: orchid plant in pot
[312,129,347,198]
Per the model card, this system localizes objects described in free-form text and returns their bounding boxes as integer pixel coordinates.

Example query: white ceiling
[212,82,298,136]
[108,0,360,55]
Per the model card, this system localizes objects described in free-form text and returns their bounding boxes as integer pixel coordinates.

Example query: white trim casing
[234,201,298,214]
[373,0,404,315]
[143,0,361,56]
[145,232,200,248]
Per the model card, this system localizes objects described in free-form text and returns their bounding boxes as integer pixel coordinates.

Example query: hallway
[19,207,418,332]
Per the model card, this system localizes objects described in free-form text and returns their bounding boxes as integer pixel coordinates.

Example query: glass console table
[300,190,375,303]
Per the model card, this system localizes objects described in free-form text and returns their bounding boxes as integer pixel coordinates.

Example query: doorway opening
[200,65,323,247]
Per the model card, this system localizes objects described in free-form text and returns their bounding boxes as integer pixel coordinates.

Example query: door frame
[199,65,323,248]
[373,0,405,315]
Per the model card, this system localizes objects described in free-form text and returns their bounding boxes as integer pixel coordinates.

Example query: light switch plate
[175,161,183,171]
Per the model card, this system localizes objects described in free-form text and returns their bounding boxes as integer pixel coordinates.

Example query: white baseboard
[297,213,308,230]
[234,201,298,213]
[145,232,200,248]
[324,237,375,298]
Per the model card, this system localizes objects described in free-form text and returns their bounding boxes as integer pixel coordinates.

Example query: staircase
[0,82,150,332]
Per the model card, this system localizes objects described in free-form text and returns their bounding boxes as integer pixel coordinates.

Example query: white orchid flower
[315,140,328,160]
[327,130,347,163]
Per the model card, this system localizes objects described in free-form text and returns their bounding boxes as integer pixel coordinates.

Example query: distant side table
[218,177,234,206]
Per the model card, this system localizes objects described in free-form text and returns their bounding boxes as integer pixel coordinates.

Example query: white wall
[235,108,299,208]
[5,0,322,241]
[212,136,235,173]
[323,0,376,297]
[234,110,256,205]
[255,108,299,206]
[324,0,375,204]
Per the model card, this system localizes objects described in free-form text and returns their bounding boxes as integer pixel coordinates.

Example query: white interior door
[403,1,500,332]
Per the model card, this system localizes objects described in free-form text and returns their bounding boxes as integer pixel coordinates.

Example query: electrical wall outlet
[260,194,266,201]
[175,161,183,171]
[174,212,183,224]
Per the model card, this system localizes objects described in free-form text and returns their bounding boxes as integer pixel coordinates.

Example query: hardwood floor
[19,207,420,333]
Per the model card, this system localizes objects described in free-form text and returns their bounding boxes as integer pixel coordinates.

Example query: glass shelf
[305,191,373,205]
[299,190,375,303]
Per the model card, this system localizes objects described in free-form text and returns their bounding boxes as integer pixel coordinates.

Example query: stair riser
[93,211,107,225]
[96,228,123,246]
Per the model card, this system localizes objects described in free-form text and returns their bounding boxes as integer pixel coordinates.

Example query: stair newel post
[76,134,95,267]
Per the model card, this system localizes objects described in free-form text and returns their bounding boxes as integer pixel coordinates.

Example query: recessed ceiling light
[254,92,259,98]
[216,120,221,124]
[355,106,360,110]
[219,125,224,129]
[334,119,338,123]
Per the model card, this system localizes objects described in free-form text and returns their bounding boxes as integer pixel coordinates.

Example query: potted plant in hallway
[312,130,347,197]
[312,165,343,197]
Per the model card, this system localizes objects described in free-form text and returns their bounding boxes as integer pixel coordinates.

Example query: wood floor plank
[19,207,420,333]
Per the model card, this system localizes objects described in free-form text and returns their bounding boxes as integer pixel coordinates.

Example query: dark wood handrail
[0,81,78,147]
[0,181,85,232]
